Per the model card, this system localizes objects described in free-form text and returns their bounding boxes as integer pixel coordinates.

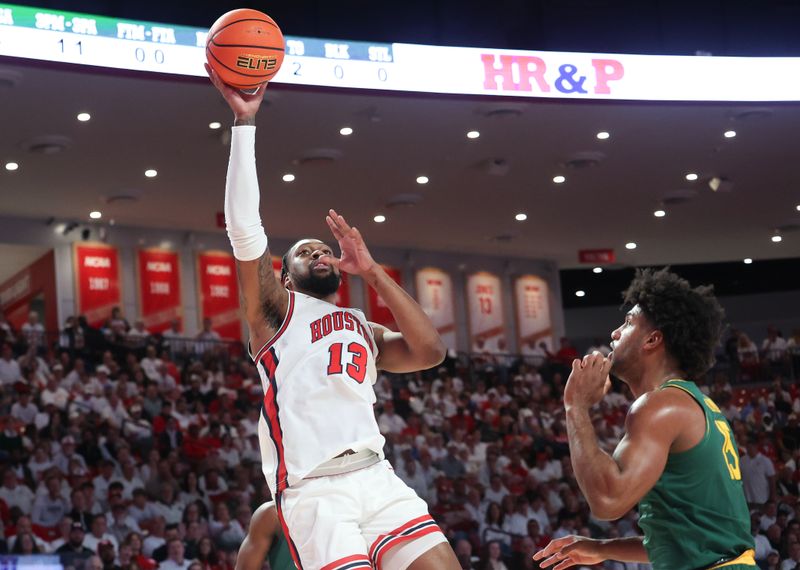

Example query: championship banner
[466,272,506,353]
[196,251,241,341]
[514,275,553,354]
[74,243,121,327]
[367,265,401,329]
[272,255,350,307]
[415,267,456,351]
[137,248,182,333]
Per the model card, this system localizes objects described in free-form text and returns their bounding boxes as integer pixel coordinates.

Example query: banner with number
[272,255,351,307]
[415,267,456,351]
[466,272,506,353]
[514,275,553,353]
[137,249,182,334]
[74,243,121,327]
[367,265,401,329]
[196,251,241,341]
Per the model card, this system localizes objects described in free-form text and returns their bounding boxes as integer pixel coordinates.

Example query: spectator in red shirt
[553,337,578,366]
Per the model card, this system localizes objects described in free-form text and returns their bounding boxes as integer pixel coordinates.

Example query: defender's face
[609,305,650,379]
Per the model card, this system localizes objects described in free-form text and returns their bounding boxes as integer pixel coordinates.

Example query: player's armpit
[371,322,445,373]
[590,391,688,519]
[236,250,288,353]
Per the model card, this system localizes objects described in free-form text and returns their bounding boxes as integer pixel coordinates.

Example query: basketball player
[534,268,755,570]
[206,65,460,570]
[236,501,293,570]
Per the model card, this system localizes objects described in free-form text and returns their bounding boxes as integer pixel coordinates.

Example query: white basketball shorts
[275,460,447,570]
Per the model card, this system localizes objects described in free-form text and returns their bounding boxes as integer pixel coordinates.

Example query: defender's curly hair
[622,267,725,379]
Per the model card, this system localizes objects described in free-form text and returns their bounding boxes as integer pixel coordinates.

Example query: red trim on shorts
[275,493,304,570]
[320,554,372,570]
[252,291,295,362]
[369,514,442,569]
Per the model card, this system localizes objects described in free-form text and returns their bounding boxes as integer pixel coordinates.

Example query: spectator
[84,514,119,552]
[32,474,70,528]
[762,326,789,363]
[0,342,23,386]
[378,400,408,435]
[481,540,509,570]
[54,436,88,475]
[480,503,511,550]
[68,487,94,530]
[97,539,118,570]
[21,311,45,351]
[438,443,467,479]
[194,318,221,354]
[742,441,776,506]
[0,469,35,513]
[209,502,245,551]
[109,503,141,545]
[160,538,192,570]
[552,337,578,366]
[56,522,94,565]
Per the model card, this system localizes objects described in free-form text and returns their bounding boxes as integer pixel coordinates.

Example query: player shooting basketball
[206,65,460,570]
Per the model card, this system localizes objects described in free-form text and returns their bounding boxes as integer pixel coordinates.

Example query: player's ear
[644,329,664,351]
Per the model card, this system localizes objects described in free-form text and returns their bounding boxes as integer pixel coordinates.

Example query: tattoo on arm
[257,254,284,330]
[234,116,256,127]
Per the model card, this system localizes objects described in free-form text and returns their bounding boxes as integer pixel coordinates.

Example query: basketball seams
[209,39,285,52]
[205,47,280,82]
[209,17,278,42]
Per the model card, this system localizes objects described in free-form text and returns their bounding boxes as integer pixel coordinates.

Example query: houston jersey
[255,290,386,495]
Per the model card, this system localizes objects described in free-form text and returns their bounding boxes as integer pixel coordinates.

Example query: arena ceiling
[0,60,799,269]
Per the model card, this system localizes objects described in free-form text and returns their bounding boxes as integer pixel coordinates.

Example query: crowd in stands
[0,308,799,570]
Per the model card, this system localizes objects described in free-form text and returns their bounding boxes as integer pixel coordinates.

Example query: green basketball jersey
[267,521,294,570]
[638,379,754,570]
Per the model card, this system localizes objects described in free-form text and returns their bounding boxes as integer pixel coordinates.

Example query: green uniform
[638,379,755,570]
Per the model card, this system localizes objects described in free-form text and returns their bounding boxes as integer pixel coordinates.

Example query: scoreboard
[1,3,800,101]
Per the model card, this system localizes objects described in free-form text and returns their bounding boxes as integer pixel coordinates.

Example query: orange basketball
[206,9,285,90]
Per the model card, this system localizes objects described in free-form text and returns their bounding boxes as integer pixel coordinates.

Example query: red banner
[74,243,122,328]
[367,266,401,330]
[578,248,615,264]
[196,251,241,341]
[137,249,182,334]
[0,251,57,332]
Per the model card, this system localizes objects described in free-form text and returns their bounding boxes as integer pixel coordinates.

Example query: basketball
[206,9,285,90]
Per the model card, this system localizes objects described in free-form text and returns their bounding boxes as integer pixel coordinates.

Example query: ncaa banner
[272,256,351,307]
[367,265,401,330]
[74,243,121,327]
[137,248,182,334]
[514,275,553,354]
[415,267,456,351]
[196,251,241,341]
[466,272,506,353]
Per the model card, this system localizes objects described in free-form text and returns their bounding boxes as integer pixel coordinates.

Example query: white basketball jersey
[254,290,386,495]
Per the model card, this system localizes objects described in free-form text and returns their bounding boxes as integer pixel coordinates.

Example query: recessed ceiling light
[515,213,527,221]
[796,204,800,212]
[685,173,698,181]
[416,176,429,185]
[596,131,610,140]
[77,112,91,122]
[625,242,637,250]
[5,162,18,171]
[654,209,666,218]
[467,130,480,139]
[89,211,102,219]
[575,290,586,298]
[339,127,353,136]
[724,130,737,138]
[282,173,295,182]
[553,175,566,184]
[208,121,222,130]
[593,267,603,274]
[373,214,386,223]
[145,169,158,178]
[771,234,782,243]
[743,258,753,264]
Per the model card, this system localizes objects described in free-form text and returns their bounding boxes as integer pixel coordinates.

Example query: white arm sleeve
[225,125,269,261]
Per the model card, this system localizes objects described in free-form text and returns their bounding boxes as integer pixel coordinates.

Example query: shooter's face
[286,239,340,297]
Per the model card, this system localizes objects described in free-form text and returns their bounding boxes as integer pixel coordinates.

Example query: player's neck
[629,359,685,398]
[296,287,337,304]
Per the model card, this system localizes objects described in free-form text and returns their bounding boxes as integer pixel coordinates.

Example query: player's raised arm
[323,210,446,372]
[563,353,683,520]
[207,65,289,352]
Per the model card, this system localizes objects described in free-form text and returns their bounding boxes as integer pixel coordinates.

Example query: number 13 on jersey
[327,342,368,383]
